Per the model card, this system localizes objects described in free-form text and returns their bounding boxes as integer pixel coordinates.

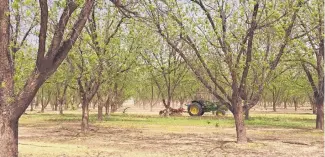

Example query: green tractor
[187,100,228,116]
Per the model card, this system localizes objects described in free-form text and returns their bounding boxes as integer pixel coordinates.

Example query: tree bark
[0,5,14,143]
[59,102,63,115]
[105,104,109,116]
[272,102,276,112]
[245,109,249,120]
[81,100,90,132]
[150,85,154,111]
[244,101,249,120]
[104,95,110,116]
[98,103,103,121]
[35,95,39,109]
[54,97,58,111]
[41,105,45,113]
[315,96,324,130]
[0,116,18,157]
[233,103,247,143]
[312,103,317,114]
[30,99,34,111]
[41,88,45,112]
[308,94,316,114]
[293,98,298,111]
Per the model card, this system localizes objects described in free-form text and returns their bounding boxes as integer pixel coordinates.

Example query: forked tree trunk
[81,100,90,132]
[233,102,247,143]
[315,96,324,130]
[0,116,19,157]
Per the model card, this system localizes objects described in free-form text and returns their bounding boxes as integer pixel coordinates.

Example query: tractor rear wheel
[188,102,203,116]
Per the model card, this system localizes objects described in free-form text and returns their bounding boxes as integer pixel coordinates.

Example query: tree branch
[36,0,48,69]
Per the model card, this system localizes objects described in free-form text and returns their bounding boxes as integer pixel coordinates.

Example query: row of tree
[0,0,323,156]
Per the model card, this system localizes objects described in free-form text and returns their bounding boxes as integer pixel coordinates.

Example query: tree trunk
[315,96,324,130]
[150,85,154,111]
[113,103,118,112]
[105,104,109,116]
[245,109,249,120]
[233,102,247,143]
[111,103,114,113]
[41,105,45,113]
[54,101,58,111]
[0,116,19,157]
[59,102,63,115]
[30,99,34,111]
[35,96,39,109]
[284,101,287,109]
[244,101,249,120]
[30,103,34,111]
[98,103,103,121]
[0,0,94,155]
[272,102,276,112]
[309,95,317,114]
[312,103,317,114]
[41,88,45,112]
[164,107,170,117]
[293,98,298,111]
[81,100,90,132]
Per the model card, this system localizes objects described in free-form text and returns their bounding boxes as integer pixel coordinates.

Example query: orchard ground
[19,106,323,157]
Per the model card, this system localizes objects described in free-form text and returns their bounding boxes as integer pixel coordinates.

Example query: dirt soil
[19,121,324,157]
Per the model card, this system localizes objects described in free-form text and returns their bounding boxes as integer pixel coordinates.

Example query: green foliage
[11,0,322,114]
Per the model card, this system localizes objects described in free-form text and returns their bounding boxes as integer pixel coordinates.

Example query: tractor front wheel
[188,102,203,116]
